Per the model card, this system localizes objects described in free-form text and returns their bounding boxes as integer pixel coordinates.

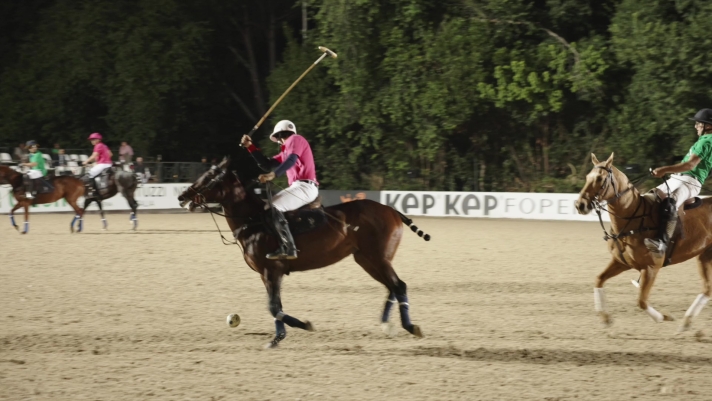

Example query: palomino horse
[576,153,711,332]
[0,165,84,233]
[78,167,140,231]
[177,158,431,348]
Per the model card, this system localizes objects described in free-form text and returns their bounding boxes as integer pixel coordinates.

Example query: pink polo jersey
[94,142,112,164]
[273,134,318,185]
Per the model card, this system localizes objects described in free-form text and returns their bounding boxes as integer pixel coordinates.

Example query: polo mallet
[243,46,337,139]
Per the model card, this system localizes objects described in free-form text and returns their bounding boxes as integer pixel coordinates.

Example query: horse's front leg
[9,201,22,231]
[263,270,314,349]
[594,259,630,327]
[638,266,674,322]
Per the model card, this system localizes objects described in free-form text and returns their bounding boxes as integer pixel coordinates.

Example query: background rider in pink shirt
[83,132,113,196]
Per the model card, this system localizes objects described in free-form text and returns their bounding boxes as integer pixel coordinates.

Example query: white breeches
[27,170,43,179]
[89,164,112,178]
[656,174,701,209]
[270,181,319,212]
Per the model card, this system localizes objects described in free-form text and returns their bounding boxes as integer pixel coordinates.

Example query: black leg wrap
[280,313,309,330]
[395,293,414,332]
[381,292,396,323]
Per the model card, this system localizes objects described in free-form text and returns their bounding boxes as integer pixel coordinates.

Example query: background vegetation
[2,0,712,191]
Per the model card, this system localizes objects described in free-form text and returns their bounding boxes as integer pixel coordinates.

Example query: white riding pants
[270,181,319,212]
[27,170,43,179]
[89,163,112,178]
[656,174,701,209]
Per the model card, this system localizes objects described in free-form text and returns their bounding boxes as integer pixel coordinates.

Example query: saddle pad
[37,178,55,194]
[286,209,327,237]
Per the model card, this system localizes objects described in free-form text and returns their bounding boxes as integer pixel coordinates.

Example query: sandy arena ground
[2,212,712,400]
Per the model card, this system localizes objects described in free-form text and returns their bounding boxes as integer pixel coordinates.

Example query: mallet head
[318,46,338,59]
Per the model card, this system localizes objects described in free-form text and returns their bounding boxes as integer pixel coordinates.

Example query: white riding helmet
[270,120,297,143]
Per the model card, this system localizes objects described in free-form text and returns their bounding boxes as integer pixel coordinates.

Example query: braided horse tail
[396,210,431,241]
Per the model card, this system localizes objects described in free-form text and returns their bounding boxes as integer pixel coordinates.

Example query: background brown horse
[576,153,712,332]
[81,168,140,231]
[178,158,431,348]
[0,165,84,233]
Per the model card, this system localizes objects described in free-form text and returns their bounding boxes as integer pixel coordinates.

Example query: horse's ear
[219,156,231,170]
[605,152,614,168]
[591,153,600,165]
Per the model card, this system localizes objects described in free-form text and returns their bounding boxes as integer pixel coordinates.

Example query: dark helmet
[26,140,37,147]
[689,109,712,125]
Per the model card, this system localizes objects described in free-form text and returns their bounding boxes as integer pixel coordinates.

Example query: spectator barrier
[0,185,607,222]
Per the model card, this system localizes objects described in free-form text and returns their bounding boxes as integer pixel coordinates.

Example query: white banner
[0,184,192,214]
[381,191,609,222]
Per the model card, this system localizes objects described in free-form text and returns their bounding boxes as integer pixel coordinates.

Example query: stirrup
[644,238,666,255]
[266,247,297,260]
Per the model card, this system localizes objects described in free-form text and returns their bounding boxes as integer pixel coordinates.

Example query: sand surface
[2,213,712,400]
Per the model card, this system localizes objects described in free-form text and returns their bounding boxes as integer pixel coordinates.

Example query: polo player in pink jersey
[82,133,113,197]
[241,120,319,260]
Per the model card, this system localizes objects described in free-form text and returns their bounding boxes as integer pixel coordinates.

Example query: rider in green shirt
[21,140,47,199]
[646,109,712,255]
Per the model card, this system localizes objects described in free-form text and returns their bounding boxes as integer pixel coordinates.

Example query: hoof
[381,322,399,337]
[663,314,675,322]
[304,321,316,332]
[411,325,423,338]
[678,317,692,333]
[599,312,613,327]
[265,332,286,349]
[226,313,241,328]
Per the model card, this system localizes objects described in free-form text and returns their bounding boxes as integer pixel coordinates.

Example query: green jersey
[29,152,47,176]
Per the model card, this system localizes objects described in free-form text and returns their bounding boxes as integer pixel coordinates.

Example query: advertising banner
[0,183,192,214]
[380,191,608,222]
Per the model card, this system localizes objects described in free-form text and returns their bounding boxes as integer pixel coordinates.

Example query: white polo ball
[226,313,241,328]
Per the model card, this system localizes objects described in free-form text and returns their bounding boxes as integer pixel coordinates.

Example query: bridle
[591,166,635,206]
[180,166,227,209]
[587,166,654,250]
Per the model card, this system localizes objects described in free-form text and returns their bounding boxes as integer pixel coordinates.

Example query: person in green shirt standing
[646,109,712,255]
[21,140,47,199]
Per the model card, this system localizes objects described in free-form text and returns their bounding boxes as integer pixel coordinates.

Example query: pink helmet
[88,132,103,140]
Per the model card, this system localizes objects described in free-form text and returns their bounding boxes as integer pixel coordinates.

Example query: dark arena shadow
[406,346,712,367]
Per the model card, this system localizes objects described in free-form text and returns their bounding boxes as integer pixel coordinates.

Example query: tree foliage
[2,0,712,191]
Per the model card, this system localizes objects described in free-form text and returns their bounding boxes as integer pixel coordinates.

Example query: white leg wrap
[684,294,709,318]
[646,306,664,323]
[594,288,606,312]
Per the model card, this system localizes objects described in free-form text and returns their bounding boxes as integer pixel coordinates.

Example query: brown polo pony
[576,153,712,332]
[177,158,431,348]
[0,165,84,233]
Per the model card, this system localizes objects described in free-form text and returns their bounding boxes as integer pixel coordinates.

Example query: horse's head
[576,152,620,214]
[178,157,245,211]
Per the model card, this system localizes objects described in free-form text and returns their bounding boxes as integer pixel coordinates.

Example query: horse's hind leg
[97,200,107,230]
[679,249,712,332]
[594,259,630,327]
[263,271,314,349]
[638,265,674,323]
[128,196,138,230]
[354,252,422,338]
